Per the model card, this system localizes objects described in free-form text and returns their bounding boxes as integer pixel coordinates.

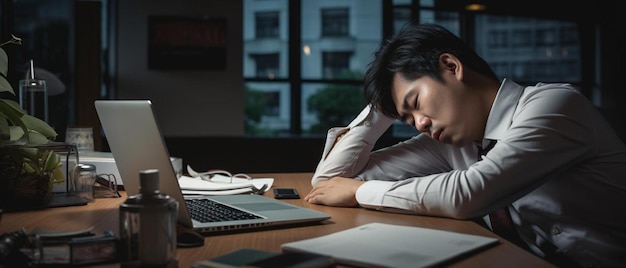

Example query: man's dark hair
[363,23,499,118]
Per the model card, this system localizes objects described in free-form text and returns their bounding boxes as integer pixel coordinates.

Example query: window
[322,51,351,79]
[243,0,586,139]
[255,11,279,38]
[245,82,290,135]
[262,91,280,116]
[476,14,581,85]
[488,30,508,48]
[252,53,279,79]
[560,26,579,45]
[512,29,531,47]
[491,62,510,79]
[512,61,533,81]
[321,8,349,36]
[393,6,411,33]
[534,61,558,80]
[536,28,557,46]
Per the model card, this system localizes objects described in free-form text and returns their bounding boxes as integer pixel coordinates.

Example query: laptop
[94,100,330,233]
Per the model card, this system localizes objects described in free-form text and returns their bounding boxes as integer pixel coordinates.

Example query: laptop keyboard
[185,198,262,223]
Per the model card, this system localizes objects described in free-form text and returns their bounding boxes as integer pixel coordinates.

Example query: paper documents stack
[282,222,498,268]
[178,174,274,195]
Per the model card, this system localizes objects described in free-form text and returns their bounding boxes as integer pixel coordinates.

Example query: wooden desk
[0,173,554,267]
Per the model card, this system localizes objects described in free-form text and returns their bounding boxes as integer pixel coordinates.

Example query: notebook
[94,100,330,233]
[282,222,499,268]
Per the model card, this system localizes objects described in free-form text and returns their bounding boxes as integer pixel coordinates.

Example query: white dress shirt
[312,79,626,267]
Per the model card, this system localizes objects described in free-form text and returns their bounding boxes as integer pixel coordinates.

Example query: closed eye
[399,113,414,126]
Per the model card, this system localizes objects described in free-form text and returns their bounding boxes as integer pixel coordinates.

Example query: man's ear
[439,53,463,80]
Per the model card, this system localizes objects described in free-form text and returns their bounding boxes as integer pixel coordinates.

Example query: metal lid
[78,163,96,171]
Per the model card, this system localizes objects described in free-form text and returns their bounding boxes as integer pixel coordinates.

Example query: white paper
[178,174,273,195]
[281,222,498,268]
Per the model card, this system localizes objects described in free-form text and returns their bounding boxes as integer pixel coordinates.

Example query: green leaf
[0,98,26,120]
[0,47,8,78]
[23,130,51,145]
[21,149,40,175]
[21,147,38,159]
[0,112,9,142]
[0,75,14,95]
[8,125,25,141]
[1,99,58,143]
[50,166,65,184]
[21,115,57,140]
[0,99,29,141]
[42,149,62,171]
[0,48,13,95]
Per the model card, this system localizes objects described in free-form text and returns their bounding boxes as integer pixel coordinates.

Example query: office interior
[0,0,624,174]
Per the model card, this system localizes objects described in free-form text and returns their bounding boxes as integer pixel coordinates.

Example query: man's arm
[311,105,395,185]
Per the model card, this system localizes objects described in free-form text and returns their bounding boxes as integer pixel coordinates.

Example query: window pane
[243,0,288,79]
[322,51,352,79]
[11,0,74,134]
[421,11,460,35]
[251,53,279,79]
[393,6,411,33]
[245,82,290,136]
[301,0,382,80]
[474,14,581,83]
[302,82,366,135]
[255,11,279,38]
[321,8,349,36]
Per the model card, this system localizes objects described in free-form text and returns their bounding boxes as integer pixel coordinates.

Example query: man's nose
[414,115,430,133]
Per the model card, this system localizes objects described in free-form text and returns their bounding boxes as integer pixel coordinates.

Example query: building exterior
[243,0,581,136]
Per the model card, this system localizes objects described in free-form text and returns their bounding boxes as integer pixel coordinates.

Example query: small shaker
[118,169,179,267]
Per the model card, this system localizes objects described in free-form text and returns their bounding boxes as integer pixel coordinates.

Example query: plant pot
[0,146,54,208]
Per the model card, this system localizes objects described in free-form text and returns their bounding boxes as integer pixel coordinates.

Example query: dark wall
[163,137,326,174]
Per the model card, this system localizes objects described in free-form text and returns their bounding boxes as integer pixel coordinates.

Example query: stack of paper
[178,174,273,195]
[281,222,499,268]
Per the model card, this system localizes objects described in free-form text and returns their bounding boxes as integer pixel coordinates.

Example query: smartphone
[273,188,300,199]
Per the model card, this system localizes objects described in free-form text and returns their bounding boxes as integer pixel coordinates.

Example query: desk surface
[0,173,554,267]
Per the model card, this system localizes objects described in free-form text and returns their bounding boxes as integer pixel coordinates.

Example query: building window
[512,29,531,47]
[533,60,558,80]
[488,30,508,48]
[393,7,411,33]
[536,28,557,46]
[243,0,586,139]
[560,26,579,45]
[321,8,349,36]
[255,11,279,38]
[512,61,533,81]
[491,62,509,79]
[252,53,279,79]
[322,51,351,79]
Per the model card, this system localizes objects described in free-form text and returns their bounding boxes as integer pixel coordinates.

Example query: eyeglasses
[94,174,121,198]
[186,166,252,184]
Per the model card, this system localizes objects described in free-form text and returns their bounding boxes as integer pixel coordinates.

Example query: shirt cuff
[355,180,394,209]
[348,105,395,143]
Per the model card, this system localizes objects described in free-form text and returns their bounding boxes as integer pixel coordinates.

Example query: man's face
[390,72,485,147]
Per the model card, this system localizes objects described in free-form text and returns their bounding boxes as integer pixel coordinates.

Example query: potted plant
[0,34,65,208]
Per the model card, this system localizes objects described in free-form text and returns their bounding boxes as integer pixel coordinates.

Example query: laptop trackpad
[235,202,295,212]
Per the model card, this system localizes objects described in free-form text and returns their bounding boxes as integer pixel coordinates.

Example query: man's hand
[305,177,364,207]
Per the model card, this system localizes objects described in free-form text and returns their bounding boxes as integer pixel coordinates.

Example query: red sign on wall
[148,16,227,70]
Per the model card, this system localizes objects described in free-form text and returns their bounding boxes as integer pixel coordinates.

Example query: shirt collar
[481,78,525,147]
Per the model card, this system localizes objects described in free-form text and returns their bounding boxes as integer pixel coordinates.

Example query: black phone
[273,188,300,199]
